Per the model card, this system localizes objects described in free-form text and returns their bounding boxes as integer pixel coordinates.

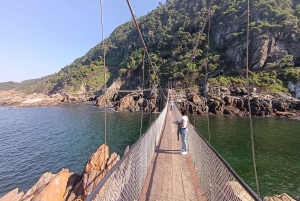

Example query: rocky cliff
[212,0,300,71]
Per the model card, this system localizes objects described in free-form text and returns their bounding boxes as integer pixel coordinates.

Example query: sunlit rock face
[30,169,71,201]
[0,188,23,201]
[81,144,119,198]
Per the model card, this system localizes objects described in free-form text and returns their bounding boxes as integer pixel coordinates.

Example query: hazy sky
[0,0,164,82]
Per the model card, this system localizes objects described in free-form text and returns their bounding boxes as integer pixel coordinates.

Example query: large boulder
[30,169,71,201]
[250,98,261,115]
[224,96,233,106]
[82,144,109,197]
[94,95,104,106]
[273,100,288,112]
[223,106,242,116]
[0,188,24,201]
[81,144,120,198]
[63,174,83,201]
[235,98,245,111]
[208,98,224,114]
[20,172,56,201]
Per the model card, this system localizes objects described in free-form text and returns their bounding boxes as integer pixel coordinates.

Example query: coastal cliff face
[216,31,299,71]
[212,0,300,71]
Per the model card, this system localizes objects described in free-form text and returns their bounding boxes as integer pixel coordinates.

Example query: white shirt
[178,115,188,128]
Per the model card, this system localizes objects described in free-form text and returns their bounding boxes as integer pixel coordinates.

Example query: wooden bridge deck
[139,108,207,201]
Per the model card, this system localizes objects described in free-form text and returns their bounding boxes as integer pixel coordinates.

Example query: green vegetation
[8,0,300,94]
[209,68,300,93]
[0,78,43,91]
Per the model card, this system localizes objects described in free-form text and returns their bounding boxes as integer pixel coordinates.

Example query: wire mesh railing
[85,97,168,201]
[174,107,261,201]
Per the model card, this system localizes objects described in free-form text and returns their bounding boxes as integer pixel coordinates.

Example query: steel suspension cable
[246,0,260,197]
[125,0,154,90]
[205,12,213,201]
[205,14,211,144]
[186,0,215,87]
[125,0,155,124]
[191,0,215,61]
[99,0,107,145]
[140,50,146,137]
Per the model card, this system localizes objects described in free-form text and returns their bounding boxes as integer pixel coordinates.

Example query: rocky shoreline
[1,87,300,120]
[174,86,300,120]
[0,144,121,201]
[0,90,88,108]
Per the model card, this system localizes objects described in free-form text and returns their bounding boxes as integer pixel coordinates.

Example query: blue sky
[0,0,164,82]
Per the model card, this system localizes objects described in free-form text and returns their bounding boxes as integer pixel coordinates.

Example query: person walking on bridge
[169,98,174,110]
[174,108,188,155]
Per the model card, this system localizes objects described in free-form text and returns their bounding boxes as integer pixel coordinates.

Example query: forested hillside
[17,0,300,94]
[0,78,43,91]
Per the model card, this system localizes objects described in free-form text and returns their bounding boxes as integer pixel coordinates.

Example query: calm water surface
[0,104,157,196]
[1,104,299,198]
[190,114,300,198]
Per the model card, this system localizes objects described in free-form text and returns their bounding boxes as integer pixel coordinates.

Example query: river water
[190,114,300,198]
[0,104,158,197]
[0,104,299,198]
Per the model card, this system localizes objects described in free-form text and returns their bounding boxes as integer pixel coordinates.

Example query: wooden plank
[139,108,207,201]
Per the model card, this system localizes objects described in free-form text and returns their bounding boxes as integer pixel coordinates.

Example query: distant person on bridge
[174,108,188,155]
[169,98,174,110]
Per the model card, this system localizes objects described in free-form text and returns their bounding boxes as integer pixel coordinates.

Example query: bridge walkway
[139,108,207,201]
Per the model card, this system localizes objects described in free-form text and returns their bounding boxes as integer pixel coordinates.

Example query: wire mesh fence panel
[173,106,261,201]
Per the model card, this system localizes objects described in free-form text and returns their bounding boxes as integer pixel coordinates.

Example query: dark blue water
[0,104,157,196]
[190,115,300,198]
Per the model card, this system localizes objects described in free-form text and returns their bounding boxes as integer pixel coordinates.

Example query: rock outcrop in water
[176,86,300,120]
[112,92,160,113]
[263,193,296,201]
[0,90,86,108]
[0,144,120,201]
[81,145,119,198]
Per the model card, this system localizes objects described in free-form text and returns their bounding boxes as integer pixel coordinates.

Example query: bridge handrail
[85,96,168,201]
[174,107,261,201]
[115,88,152,93]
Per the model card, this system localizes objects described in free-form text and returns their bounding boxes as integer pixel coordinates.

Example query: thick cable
[99,0,107,145]
[186,0,215,87]
[191,0,215,61]
[140,50,146,137]
[205,13,213,201]
[125,0,154,90]
[193,107,196,126]
[205,15,211,144]
[246,0,260,197]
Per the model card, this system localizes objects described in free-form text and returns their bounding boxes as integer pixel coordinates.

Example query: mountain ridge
[2,0,300,94]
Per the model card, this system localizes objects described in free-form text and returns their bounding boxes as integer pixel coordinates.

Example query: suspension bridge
[84,0,262,199]
[115,88,152,93]
[84,90,260,201]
